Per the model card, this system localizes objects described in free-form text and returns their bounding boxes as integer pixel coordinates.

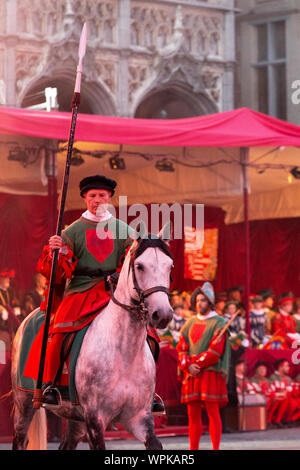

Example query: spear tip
[79,22,87,59]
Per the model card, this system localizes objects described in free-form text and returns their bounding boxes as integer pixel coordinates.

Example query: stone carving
[15,52,46,98]
[128,63,149,103]
[15,0,117,43]
[201,67,222,103]
[130,3,223,59]
[94,60,116,94]
[130,3,175,49]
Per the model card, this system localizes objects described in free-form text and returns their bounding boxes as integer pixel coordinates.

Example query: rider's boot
[151,393,166,415]
[42,383,59,405]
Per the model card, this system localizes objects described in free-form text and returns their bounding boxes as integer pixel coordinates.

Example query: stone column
[222,8,236,111]
[117,0,131,117]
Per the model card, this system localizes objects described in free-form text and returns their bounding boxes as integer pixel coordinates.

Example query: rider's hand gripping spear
[33,23,87,409]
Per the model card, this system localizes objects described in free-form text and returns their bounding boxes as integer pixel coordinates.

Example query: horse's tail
[26,407,47,450]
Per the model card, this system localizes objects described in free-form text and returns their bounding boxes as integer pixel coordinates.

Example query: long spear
[211,309,241,345]
[33,23,87,409]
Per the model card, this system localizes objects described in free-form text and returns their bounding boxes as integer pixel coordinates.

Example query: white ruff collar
[197,311,218,321]
[82,209,112,223]
[279,309,289,317]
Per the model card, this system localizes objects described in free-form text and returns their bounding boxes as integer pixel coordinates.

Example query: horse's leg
[123,412,163,450]
[12,391,36,450]
[58,420,87,450]
[84,412,106,450]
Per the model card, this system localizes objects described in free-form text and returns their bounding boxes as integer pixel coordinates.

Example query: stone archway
[19,70,116,116]
[134,82,217,119]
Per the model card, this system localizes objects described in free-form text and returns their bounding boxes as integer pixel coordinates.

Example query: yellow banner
[184,227,218,281]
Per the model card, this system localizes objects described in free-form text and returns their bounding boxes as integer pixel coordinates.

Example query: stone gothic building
[0,0,236,118]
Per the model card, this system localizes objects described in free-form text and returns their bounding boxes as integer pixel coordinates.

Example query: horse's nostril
[157,318,169,329]
[152,311,160,322]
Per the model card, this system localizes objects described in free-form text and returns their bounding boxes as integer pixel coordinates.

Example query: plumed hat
[190,282,215,311]
[79,174,117,197]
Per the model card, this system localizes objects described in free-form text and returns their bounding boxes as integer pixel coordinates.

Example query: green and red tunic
[24,214,134,383]
[177,312,231,406]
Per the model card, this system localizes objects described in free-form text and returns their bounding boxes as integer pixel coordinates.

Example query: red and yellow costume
[177,311,231,450]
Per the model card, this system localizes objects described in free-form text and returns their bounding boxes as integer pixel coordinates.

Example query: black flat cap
[79,174,117,197]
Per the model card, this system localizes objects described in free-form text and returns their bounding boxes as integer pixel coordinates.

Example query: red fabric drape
[2,107,300,147]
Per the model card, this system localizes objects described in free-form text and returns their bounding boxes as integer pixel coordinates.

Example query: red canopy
[1,106,300,147]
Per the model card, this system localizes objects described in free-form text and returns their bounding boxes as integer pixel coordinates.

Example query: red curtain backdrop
[0,193,50,297]
[1,194,300,300]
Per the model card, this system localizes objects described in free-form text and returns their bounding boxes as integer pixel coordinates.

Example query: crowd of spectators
[158,286,300,351]
[0,269,47,351]
[235,358,300,428]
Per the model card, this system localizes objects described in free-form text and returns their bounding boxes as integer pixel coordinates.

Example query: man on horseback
[24,174,164,413]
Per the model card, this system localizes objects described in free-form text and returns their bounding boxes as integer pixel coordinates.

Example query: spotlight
[155,159,175,172]
[109,154,126,170]
[8,146,25,164]
[70,154,85,166]
[290,167,300,179]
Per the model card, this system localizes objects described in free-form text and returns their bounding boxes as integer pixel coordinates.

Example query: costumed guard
[271,292,300,348]
[177,282,231,450]
[24,174,163,413]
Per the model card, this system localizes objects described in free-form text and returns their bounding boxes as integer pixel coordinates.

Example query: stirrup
[152,393,166,416]
[42,384,62,407]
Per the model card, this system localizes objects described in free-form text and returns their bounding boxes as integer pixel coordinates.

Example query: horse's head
[126,222,174,329]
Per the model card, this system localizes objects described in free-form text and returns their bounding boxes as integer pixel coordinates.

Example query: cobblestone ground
[1,427,300,450]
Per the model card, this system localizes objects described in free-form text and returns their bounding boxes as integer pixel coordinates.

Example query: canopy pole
[240,146,250,431]
[241,147,250,336]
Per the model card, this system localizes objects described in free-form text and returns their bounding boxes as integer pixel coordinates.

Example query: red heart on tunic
[85,229,114,264]
[190,323,206,344]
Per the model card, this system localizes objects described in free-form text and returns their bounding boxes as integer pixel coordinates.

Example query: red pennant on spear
[33,23,87,409]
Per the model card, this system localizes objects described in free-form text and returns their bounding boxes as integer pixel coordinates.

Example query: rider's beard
[197,302,211,316]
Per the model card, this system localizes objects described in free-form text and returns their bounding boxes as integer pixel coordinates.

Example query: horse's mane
[130,235,173,263]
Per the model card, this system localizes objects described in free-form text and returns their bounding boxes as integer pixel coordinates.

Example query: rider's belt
[74,268,116,291]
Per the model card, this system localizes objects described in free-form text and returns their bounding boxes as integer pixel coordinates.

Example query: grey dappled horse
[11,227,174,450]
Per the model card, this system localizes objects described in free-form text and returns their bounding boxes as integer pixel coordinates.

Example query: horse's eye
[136,264,144,272]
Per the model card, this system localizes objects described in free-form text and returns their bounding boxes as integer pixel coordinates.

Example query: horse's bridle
[109,240,173,322]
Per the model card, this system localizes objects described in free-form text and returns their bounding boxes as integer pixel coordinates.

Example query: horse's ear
[158,221,173,245]
[131,220,148,241]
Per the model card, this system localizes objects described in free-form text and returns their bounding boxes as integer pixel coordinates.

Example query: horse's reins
[109,238,173,322]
